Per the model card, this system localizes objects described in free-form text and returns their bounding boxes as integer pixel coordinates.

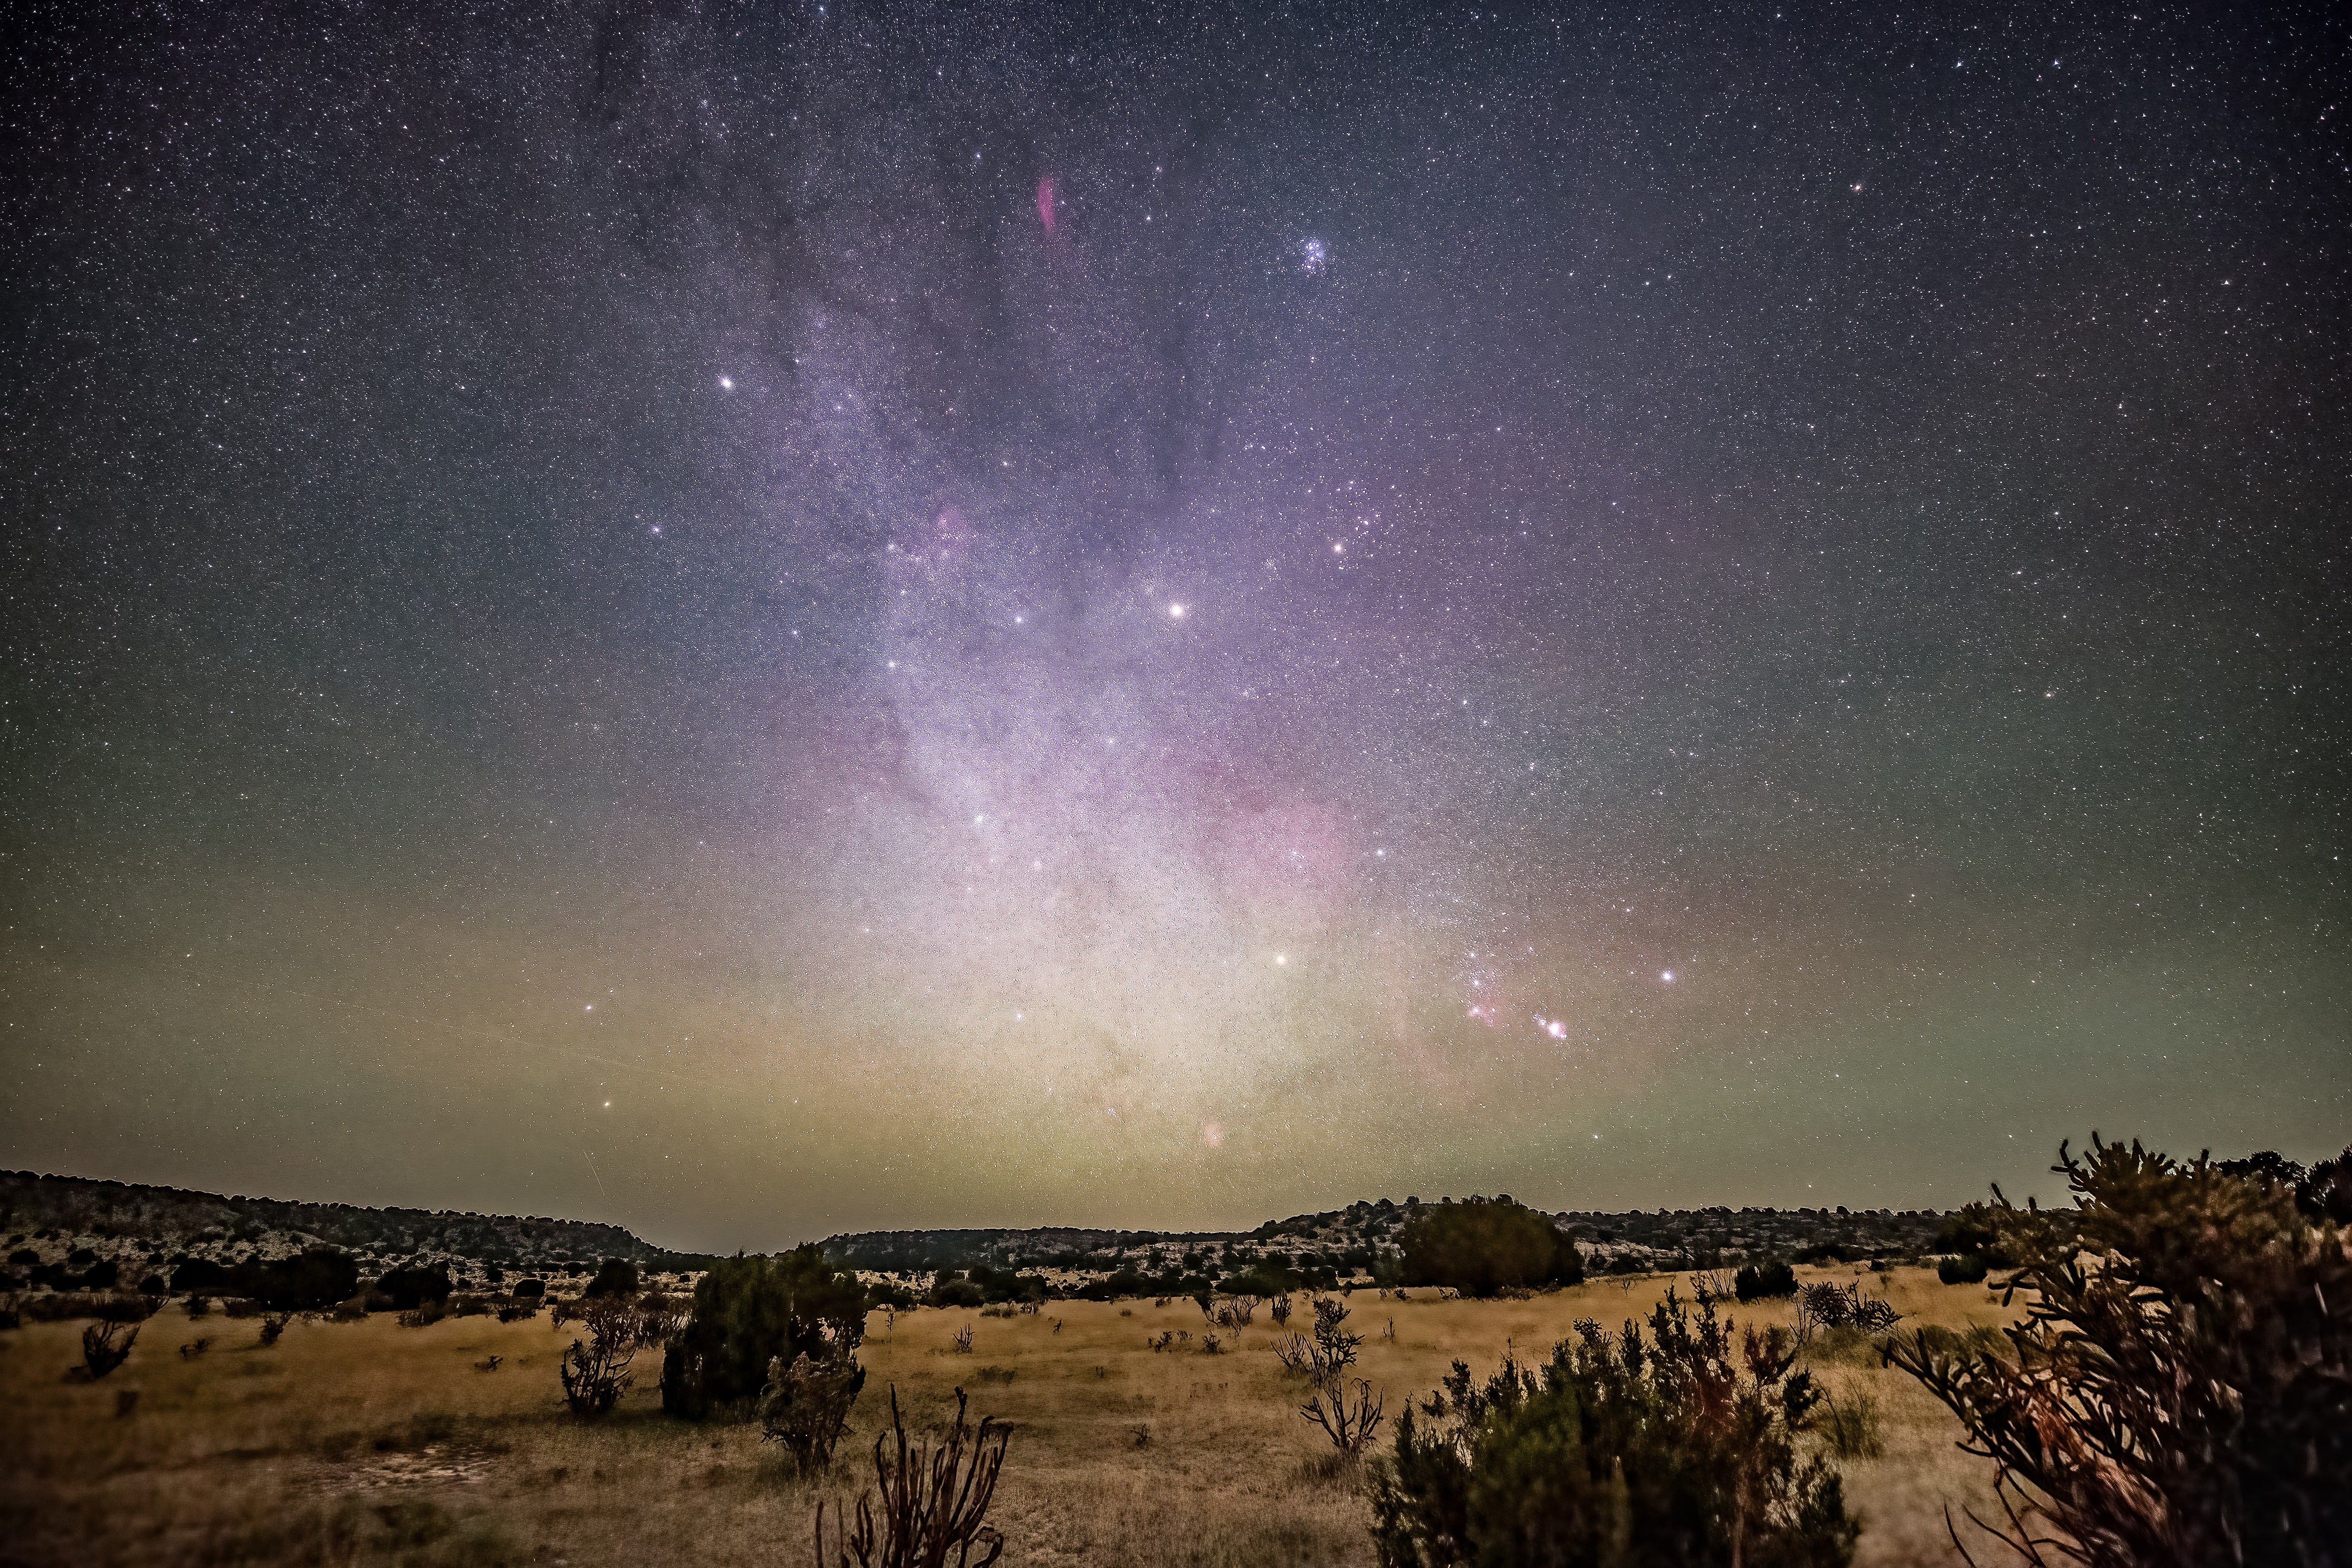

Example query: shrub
[1398,1198,1582,1297]
[758,1349,866,1473]
[1936,1253,1988,1285]
[81,1319,139,1380]
[376,1263,453,1312]
[660,1246,868,1419]
[814,1386,1009,1568]
[1819,1391,1884,1461]
[1299,1298,1384,1455]
[252,1248,361,1312]
[561,1295,642,1418]
[164,1249,358,1310]
[1795,1282,1899,1337]
[1734,1259,1798,1301]
[1217,1263,1300,1299]
[512,1277,546,1299]
[585,1258,640,1298]
[1367,1288,1857,1568]
[929,1277,986,1309]
[1886,1135,2352,1568]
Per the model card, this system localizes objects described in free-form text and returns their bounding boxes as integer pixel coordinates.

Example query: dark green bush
[171,1257,230,1292]
[865,1276,918,1311]
[1368,1288,1856,1567]
[251,1248,361,1311]
[376,1262,453,1312]
[161,1249,358,1311]
[512,1277,546,1298]
[1734,1259,1798,1301]
[585,1258,640,1298]
[1935,1253,1988,1285]
[660,1246,869,1419]
[1213,1263,1298,1298]
[930,1276,986,1309]
[1398,1198,1583,1298]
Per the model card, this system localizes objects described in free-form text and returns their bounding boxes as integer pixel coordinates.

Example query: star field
[3,0,2347,1249]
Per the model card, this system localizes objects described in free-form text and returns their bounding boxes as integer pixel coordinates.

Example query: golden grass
[1,1266,2019,1567]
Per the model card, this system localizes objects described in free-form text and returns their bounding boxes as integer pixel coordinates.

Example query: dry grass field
[2,1266,2020,1568]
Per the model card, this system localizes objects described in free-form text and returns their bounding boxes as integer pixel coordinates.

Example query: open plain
[4,1266,2016,1568]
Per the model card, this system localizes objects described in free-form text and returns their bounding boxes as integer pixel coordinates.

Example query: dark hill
[0,1170,700,1272]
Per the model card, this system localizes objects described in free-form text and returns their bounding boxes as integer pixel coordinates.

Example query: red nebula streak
[1036,176,1057,233]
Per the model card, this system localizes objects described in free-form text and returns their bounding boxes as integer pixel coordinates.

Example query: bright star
[1169,603,1186,618]
[1660,970,1675,983]
[718,375,734,390]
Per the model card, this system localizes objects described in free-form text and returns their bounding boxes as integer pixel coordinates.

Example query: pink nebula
[1036,176,1056,234]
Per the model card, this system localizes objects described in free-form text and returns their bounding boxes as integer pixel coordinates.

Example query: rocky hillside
[824,1194,1962,1285]
[5,1170,1969,1301]
[0,1171,702,1292]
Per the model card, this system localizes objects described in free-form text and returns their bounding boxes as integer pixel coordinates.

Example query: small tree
[1368,1288,1856,1568]
[377,1262,453,1312]
[585,1258,641,1298]
[760,1350,866,1473]
[1398,1198,1582,1297]
[1734,1259,1798,1301]
[661,1246,869,1419]
[1886,1136,2352,1568]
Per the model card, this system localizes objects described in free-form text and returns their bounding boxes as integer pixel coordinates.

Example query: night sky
[5,1,2347,1252]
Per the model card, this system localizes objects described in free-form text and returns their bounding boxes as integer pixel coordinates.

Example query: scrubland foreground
[3,1265,2008,1568]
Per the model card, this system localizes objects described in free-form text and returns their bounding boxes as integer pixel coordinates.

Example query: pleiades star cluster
[4,1,2345,1249]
